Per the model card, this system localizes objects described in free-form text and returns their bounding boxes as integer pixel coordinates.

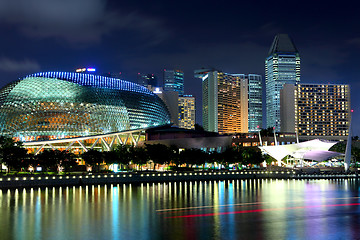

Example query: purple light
[87,68,96,72]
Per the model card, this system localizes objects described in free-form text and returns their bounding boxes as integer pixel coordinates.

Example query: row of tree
[329,142,360,162]
[0,136,265,173]
[82,143,265,172]
[0,136,78,172]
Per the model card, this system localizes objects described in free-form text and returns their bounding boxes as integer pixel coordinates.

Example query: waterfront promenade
[0,170,358,189]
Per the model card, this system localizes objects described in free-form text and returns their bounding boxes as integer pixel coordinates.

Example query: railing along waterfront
[0,171,358,188]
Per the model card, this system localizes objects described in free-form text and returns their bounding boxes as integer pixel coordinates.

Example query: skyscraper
[280,83,351,140]
[195,69,248,134]
[265,34,300,131]
[163,69,184,95]
[178,95,196,129]
[233,74,263,132]
[248,74,263,132]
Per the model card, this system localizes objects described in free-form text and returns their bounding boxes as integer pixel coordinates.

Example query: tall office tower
[178,95,196,129]
[233,74,263,132]
[163,69,184,95]
[248,74,263,132]
[137,73,157,87]
[281,83,351,140]
[195,69,248,134]
[265,34,300,131]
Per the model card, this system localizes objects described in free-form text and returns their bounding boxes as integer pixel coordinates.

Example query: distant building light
[154,87,162,93]
[76,68,96,73]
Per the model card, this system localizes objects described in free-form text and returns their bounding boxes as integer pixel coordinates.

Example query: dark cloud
[301,44,348,68]
[346,38,360,48]
[123,41,268,74]
[0,58,41,72]
[0,0,169,45]
[0,0,358,135]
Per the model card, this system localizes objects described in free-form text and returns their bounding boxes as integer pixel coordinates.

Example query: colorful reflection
[0,179,360,240]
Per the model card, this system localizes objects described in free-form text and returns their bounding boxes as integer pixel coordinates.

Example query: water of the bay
[1,179,360,240]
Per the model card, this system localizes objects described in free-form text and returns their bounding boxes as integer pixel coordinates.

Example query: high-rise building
[195,69,248,134]
[265,34,300,131]
[233,74,263,132]
[280,84,296,132]
[163,69,184,95]
[137,73,157,87]
[248,74,263,132]
[280,83,351,140]
[178,95,196,129]
[148,86,179,126]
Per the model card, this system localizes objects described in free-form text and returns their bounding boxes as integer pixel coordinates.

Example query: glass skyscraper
[163,69,184,95]
[265,34,300,131]
[248,74,262,132]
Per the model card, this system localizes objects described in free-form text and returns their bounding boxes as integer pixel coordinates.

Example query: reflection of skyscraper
[265,34,300,131]
[195,69,248,134]
[163,69,184,95]
[178,95,196,129]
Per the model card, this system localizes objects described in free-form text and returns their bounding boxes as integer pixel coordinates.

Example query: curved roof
[27,72,152,95]
[0,72,170,142]
[259,139,341,162]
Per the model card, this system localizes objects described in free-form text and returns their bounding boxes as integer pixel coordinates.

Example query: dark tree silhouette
[145,144,173,170]
[0,136,29,172]
[81,149,103,172]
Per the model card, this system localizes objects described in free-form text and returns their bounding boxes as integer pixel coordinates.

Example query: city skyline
[0,0,359,135]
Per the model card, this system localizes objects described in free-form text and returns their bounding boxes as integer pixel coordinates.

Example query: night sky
[0,0,359,135]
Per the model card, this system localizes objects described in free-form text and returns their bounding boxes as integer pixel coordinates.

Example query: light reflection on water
[0,179,360,240]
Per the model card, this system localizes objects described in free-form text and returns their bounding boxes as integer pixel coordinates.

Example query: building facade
[148,86,179,126]
[280,84,296,132]
[178,95,196,129]
[265,34,300,131]
[137,73,158,87]
[0,72,170,142]
[281,83,351,140]
[235,74,262,132]
[163,69,184,95]
[195,69,248,134]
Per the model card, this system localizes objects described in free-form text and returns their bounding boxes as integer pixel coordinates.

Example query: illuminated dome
[0,72,170,142]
